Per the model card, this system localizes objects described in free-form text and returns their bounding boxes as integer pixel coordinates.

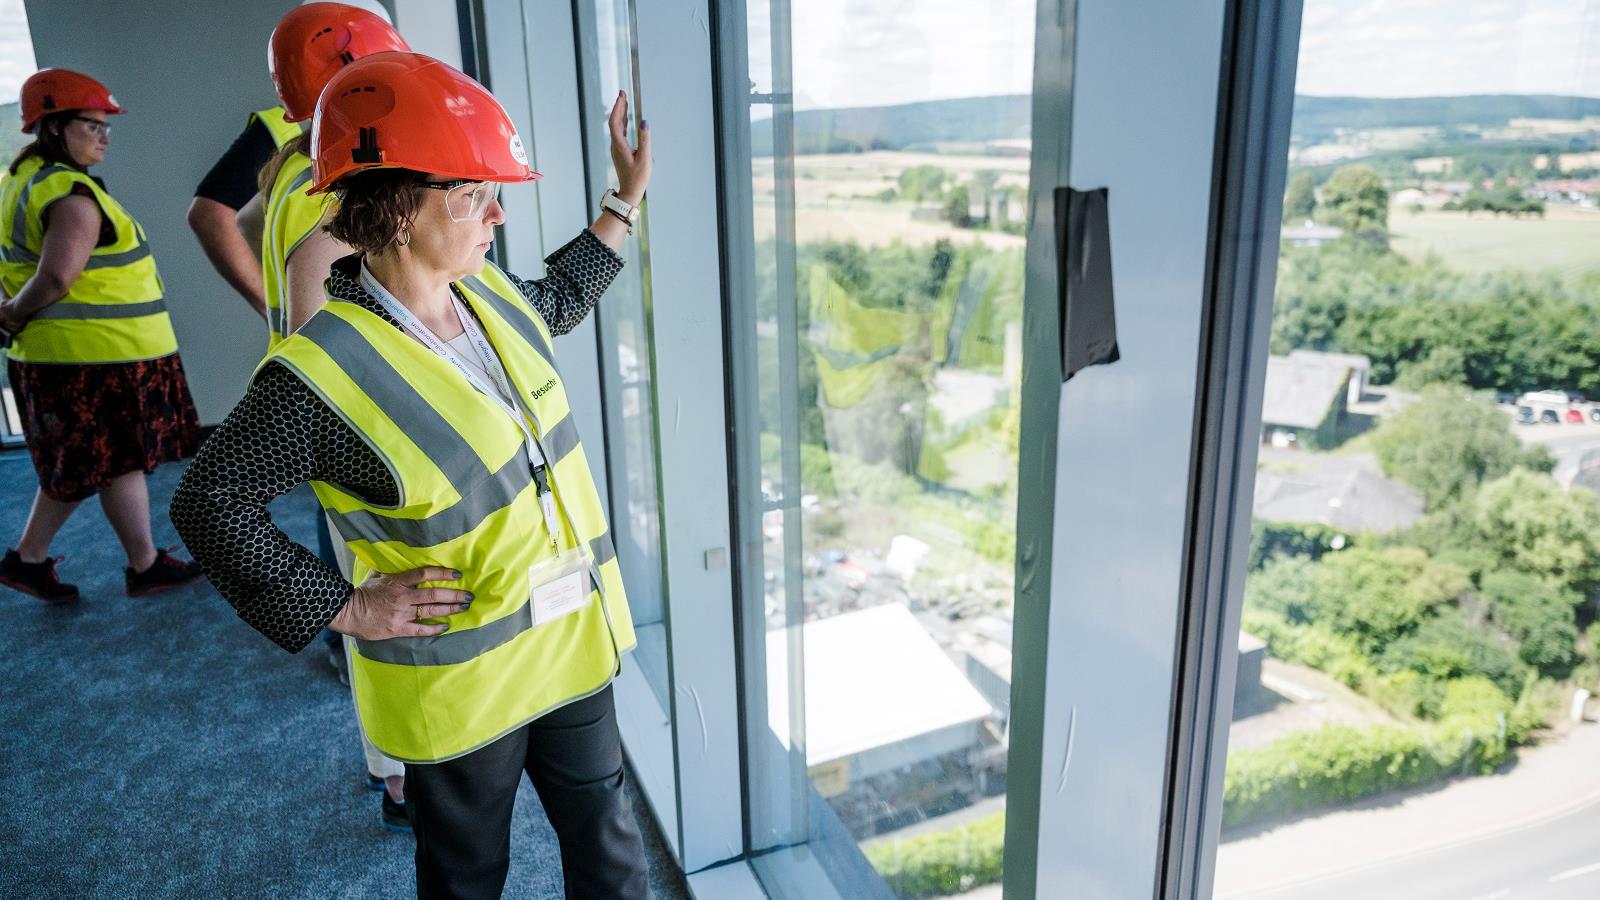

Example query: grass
[1389,206,1600,279]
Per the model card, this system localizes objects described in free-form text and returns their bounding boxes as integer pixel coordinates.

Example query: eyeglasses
[420,180,501,222]
[69,117,110,138]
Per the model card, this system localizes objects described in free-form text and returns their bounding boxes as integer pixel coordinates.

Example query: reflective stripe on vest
[260,262,636,763]
[261,152,330,350]
[249,106,304,150]
[0,155,177,364]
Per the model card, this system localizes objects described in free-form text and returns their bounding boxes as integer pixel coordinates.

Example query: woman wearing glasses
[171,51,653,897]
[0,69,204,603]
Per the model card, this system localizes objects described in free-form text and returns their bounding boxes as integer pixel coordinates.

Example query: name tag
[529,552,592,626]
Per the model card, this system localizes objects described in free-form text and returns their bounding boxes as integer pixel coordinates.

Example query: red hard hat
[310,51,540,194]
[269,3,411,122]
[19,69,124,134]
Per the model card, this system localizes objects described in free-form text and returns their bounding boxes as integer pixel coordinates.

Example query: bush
[1377,607,1527,703]
[1480,570,1581,677]
[1465,472,1600,599]
[1248,520,1352,571]
[866,810,1004,898]
[1223,710,1510,829]
[1244,557,1320,621]
[1309,547,1468,655]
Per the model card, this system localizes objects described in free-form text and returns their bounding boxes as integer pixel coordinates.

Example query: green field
[1389,206,1600,279]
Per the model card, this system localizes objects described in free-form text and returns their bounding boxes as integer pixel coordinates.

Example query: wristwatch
[600,188,641,233]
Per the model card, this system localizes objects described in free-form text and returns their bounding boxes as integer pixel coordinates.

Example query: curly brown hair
[325,168,429,255]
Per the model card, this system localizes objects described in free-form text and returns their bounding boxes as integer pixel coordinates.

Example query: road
[1230,790,1600,900]
[1215,722,1600,900]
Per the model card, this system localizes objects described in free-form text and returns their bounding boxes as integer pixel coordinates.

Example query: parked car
[1542,409,1562,424]
[1566,391,1587,404]
[1517,406,1537,425]
[1524,390,1575,408]
[1496,392,1519,405]
[1590,407,1600,423]
[1567,408,1584,424]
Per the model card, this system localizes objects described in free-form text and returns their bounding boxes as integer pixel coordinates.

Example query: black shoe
[366,773,385,792]
[0,549,80,604]
[125,548,205,597]
[380,791,412,834]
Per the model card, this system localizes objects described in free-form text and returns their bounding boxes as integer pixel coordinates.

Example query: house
[766,603,994,796]
[1254,451,1426,532]
[1259,350,1371,448]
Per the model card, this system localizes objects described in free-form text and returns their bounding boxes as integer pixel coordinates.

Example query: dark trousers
[405,685,651,900]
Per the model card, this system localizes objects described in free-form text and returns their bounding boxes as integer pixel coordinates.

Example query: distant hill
[754,93,1600,156]
[1293,94,1600,142]
[752,94,1030,156]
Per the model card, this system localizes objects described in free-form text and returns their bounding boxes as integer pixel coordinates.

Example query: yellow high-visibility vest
[248,106,303,150]
[262,261,637,763]
[0,155,177,364]
[260,151,332,349]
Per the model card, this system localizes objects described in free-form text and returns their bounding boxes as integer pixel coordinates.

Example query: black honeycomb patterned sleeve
[506,228,625,337]
[171,362,378,654]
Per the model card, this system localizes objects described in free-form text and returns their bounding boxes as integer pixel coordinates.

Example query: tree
[942,185,971,227]
[1248,520,1352,571]
[1284,169,1318,222]
[1369,388,1553,507]
[1377,606,1526,700]
[1463,471,1600,598]
[1394,345,1468,390]
[1319,164,1389,240]
[1480,569,1581,677]
[897,165,948,204]
[1307,546,1468,654]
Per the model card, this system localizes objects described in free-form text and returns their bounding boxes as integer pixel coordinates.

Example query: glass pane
[725,1,1034,895]
[575,0,669,706]
[1216,5,1600,898]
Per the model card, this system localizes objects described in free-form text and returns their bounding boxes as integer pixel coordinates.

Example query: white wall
[21,0,424,425]
[23,0,303,422]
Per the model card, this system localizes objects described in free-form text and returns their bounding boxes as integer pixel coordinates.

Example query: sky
[3,0,1600,107]
[0,0,35,105]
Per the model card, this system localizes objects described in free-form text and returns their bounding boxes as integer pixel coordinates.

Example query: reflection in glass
[575,0,669,704]
[727,1,1034,895]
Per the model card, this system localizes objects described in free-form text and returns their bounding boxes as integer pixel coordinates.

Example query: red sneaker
[0,549,80,604]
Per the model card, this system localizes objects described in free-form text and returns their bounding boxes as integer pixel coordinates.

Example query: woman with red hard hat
[235,1,418,836]
[244,1,411,348]
[0,69,205,604]
[173,51,653,897]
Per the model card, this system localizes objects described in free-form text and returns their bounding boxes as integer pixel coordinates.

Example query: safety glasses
[419,179,501,222]
[70,116,110,138]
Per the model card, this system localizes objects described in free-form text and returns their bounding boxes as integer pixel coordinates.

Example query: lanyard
[361,263,561,552]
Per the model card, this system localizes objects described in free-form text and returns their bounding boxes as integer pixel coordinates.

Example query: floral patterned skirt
[8,353,201,503]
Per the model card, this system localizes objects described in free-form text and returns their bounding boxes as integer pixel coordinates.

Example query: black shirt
[193,117,276,210]
[169,229,625,654]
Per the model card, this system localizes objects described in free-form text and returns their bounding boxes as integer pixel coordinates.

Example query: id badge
[529,548,594,626]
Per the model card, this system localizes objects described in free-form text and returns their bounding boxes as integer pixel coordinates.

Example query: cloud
[1296,0,1600,98]
[746,0,1035,110]
[743,0,1600,109]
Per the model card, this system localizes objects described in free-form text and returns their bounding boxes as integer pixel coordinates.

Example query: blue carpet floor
[0,452,688,899]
